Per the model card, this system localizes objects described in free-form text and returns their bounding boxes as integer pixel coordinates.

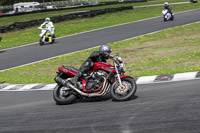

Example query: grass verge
[0,22,200,84]
[0,0,188,27]
[1,3,199,49]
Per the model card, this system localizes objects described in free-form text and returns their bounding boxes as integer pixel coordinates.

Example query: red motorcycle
[53,54,137,105]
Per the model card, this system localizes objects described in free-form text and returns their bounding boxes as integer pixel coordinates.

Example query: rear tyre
[53,84,77,105]
[52,35,55,43]
[170,15,174,21]
[39,37,44,46]
[111,77,137,101]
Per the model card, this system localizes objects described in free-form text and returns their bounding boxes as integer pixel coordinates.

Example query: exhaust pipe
[54,76,68,86]
[55,76,110,97]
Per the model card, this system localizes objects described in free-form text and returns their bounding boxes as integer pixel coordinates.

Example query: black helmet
[99,45,112,53]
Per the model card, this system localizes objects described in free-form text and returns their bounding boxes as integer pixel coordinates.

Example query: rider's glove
[101,52,111,59]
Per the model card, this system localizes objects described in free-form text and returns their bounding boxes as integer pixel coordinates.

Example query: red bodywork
[58,65,77,76]
[113,75,132,83]
[91,62,116,73]
[58,62,131,92]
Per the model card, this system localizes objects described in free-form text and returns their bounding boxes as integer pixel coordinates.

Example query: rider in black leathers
[71,45,112,84]
[164,2,173,14]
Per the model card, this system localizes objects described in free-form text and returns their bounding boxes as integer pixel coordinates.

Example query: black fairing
[85,74,104,90]
[85,79,98,90]
[56,72,71,80]
[107,72,115,83]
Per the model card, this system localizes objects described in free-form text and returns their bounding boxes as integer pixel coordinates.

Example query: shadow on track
[63,95,139,105]
[39,41,58,46]
[0,50,6,53]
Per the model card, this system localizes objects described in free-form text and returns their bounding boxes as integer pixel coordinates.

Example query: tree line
[0,0,65,6]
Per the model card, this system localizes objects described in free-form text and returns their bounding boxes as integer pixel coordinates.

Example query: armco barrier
[0,0,146,18]
[0,6,133,33]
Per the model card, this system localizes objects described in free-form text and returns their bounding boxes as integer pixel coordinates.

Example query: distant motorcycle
[190,0,198,3]
[38,27,55,45]
[162,9,174,22]
[53,53,137,105]
[0,36,2,48]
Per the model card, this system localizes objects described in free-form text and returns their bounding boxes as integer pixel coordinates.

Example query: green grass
[1,22,200,84]
[1,3,199,49]
[99,0,187,3]
[0,0,189,27]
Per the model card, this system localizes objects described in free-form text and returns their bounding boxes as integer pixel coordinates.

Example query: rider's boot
[71,72,82,85]
[49,36,52,43]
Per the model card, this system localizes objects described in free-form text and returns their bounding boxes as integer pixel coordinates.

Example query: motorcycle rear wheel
[111,77,137,101]
[53,84,77,105]
[51,35,55,43]
[170,15,174,21]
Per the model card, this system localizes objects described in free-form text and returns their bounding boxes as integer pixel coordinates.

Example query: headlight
[119,63,126,72]
[116,56,123,63]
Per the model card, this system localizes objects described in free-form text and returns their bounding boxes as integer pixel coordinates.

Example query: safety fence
[0,6,133,33]
[0,0,146,18]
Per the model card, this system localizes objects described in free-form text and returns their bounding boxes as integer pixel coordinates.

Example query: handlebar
[38,27,49,30]
[109,55,114,59]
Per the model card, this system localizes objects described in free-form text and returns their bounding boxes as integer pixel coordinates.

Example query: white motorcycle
[38,27,55,46]
[162,9,174,22]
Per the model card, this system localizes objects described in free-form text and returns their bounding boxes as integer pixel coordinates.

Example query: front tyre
[39,37,44,46]
[53,84,77,105]
[163,16,167,22]
[111,77,137,101]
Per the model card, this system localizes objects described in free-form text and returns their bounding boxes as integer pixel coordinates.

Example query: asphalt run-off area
[0,7,200,133]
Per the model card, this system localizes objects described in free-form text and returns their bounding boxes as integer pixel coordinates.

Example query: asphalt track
[0,9,200,71]
[0,79,200,133]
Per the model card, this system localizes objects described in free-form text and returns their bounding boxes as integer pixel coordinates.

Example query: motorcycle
[190,0,198,3]
[0,36,2,48]
[162,9,174,22]
[53,54,137,105]
[38,27,55,46]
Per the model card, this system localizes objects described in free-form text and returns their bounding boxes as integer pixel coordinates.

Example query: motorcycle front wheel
[111,77,137,101]
[53,84,77,105]
[39,37,44,46]
[163,16,167,22]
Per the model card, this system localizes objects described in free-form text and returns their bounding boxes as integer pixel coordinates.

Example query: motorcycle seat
[64,66,80,73]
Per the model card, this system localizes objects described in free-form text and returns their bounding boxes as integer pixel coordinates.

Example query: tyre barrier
[0,0,146,18]
[0,6,133,33]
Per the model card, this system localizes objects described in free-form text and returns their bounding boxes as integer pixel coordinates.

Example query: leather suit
[164,5,172,14]
[80,51,107,73]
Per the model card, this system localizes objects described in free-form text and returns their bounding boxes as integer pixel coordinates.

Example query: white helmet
[45,18,50,22]
[164,2,169,5]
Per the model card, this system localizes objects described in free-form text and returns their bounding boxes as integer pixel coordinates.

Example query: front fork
[42,35,46,42]
[114,62,122,86]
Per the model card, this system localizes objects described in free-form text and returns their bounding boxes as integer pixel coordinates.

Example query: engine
[85,70,107,91]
